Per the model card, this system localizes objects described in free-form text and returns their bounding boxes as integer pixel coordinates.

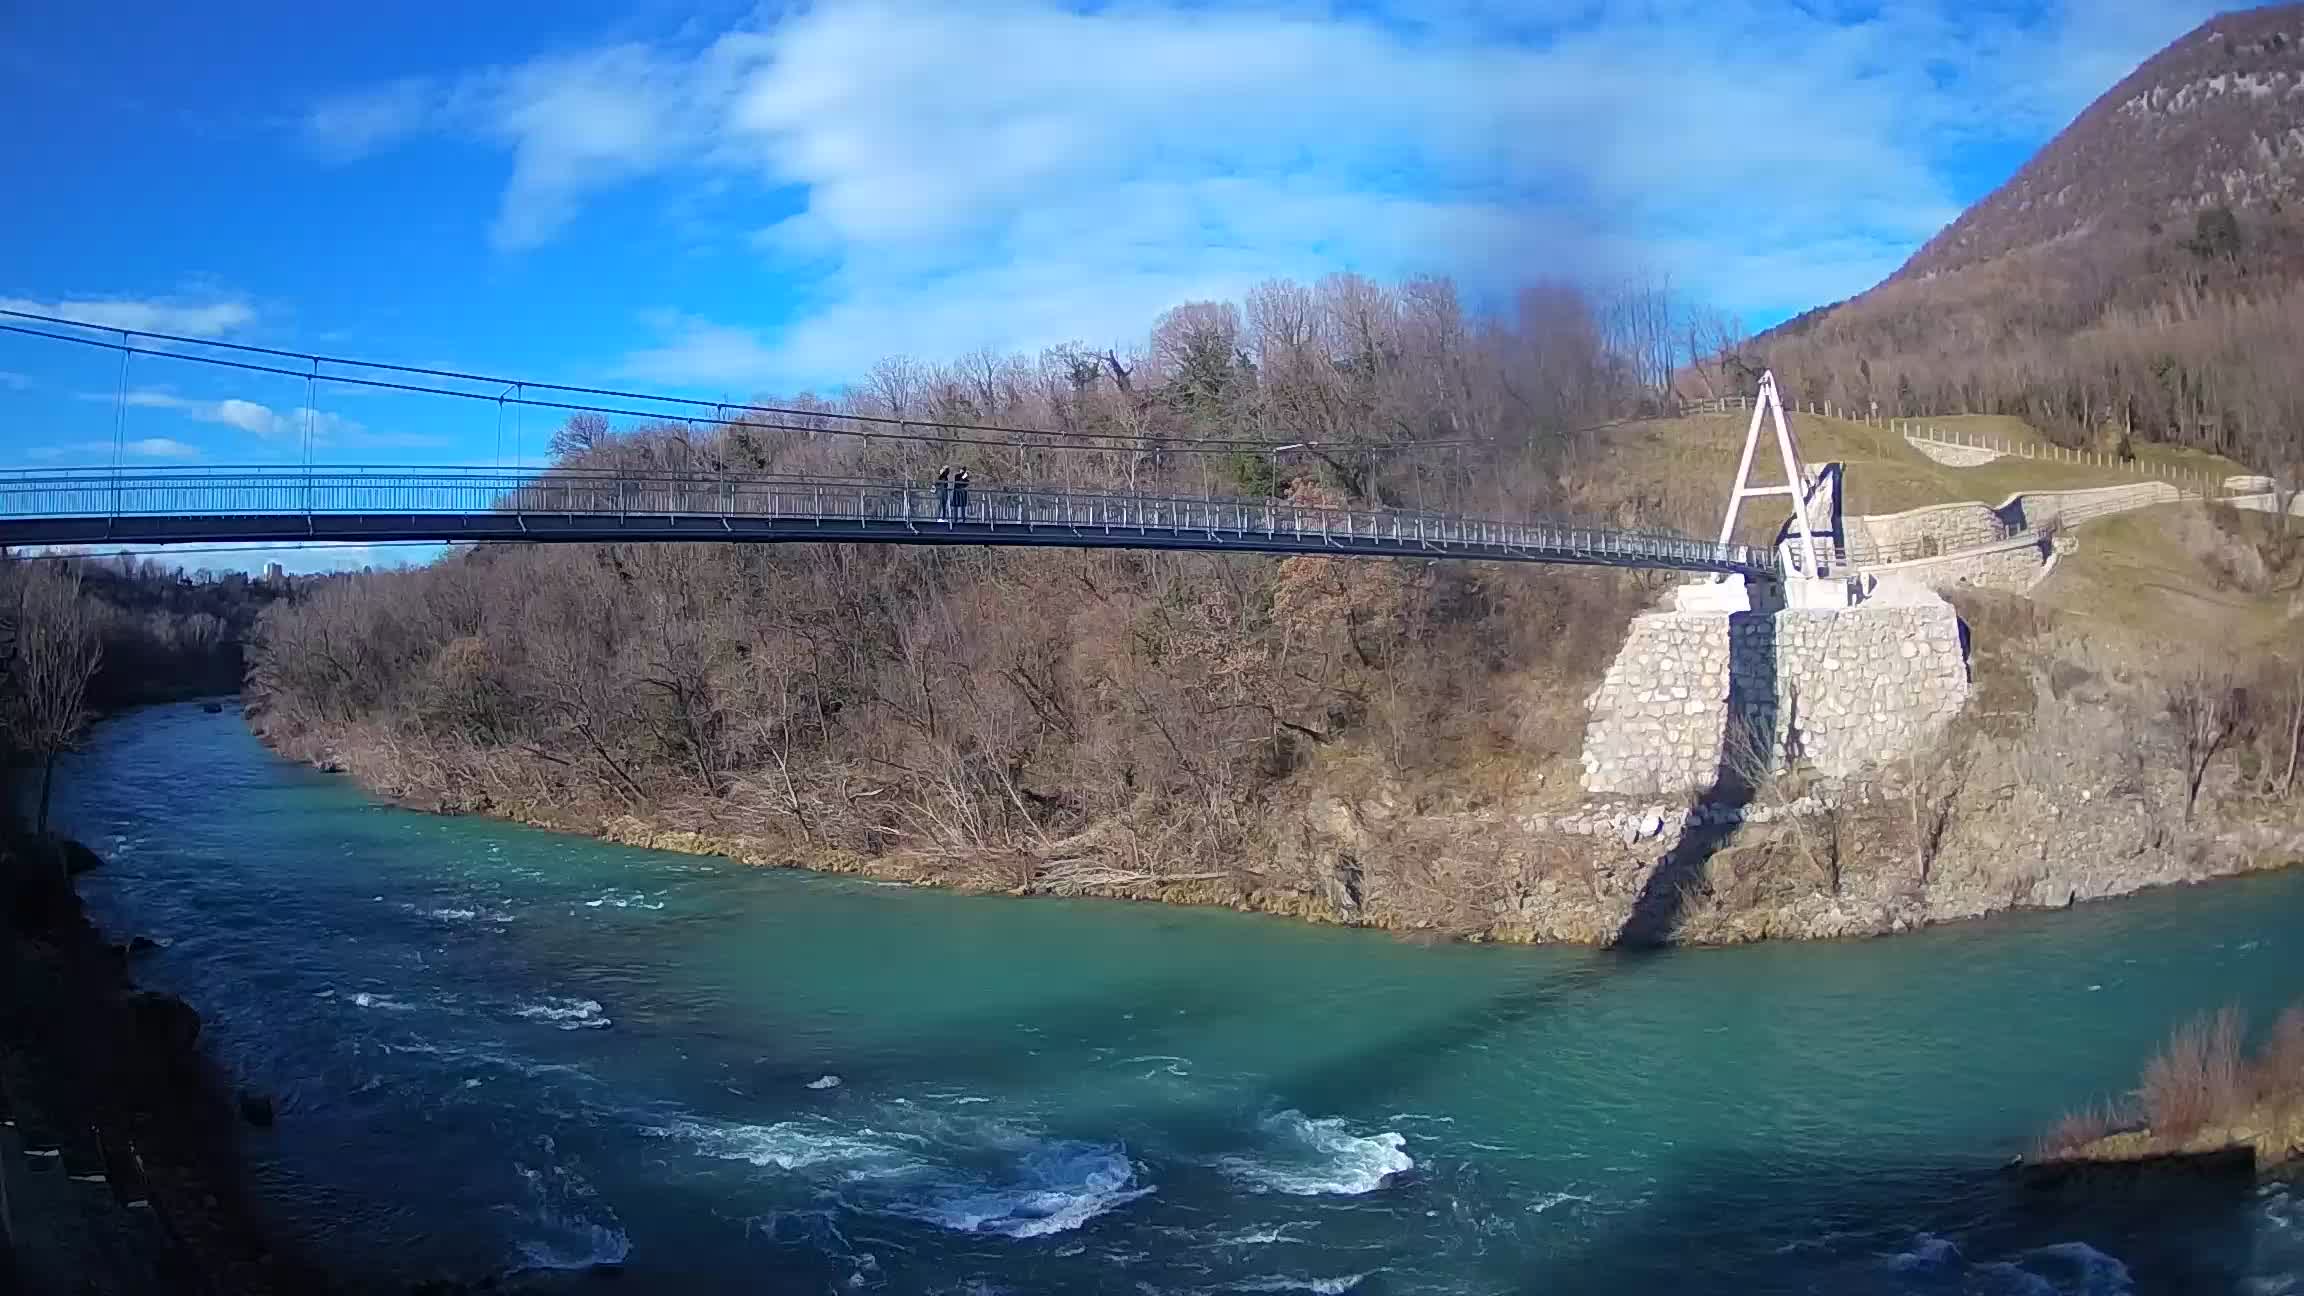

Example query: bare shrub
[2164,663,2239,820]
[2170,506,2270,592]
[1,563,106,831]
[2043,999,2304,1159]
[2256,1004,2304,1108]
[2033,1099,2127,1160]
[2136,1006,2249,1139]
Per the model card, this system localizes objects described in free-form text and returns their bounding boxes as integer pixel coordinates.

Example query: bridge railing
[0,466,1774,574]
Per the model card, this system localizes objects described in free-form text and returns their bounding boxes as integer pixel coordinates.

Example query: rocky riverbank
[2027,1000,2304,1188]
[0,831,333,1293]
[251,640,2304,948]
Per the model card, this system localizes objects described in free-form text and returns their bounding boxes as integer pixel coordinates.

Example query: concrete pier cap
[1673,573,1866,614]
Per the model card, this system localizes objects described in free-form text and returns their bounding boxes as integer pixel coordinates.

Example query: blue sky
[0,0,2246,567]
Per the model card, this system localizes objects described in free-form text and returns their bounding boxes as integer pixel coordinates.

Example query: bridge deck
[0,468,1776,576]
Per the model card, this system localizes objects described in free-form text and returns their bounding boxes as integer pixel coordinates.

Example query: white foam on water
[806,1074,842,1090]
[1230,1274,1373,1293]
[1219,1111,1413,1196]
[1879,1236,2135,1296]
[582,889,667,911]
[2257,1183,2304,1293]
[1528,1191,1593,1214]
[409,903,515,924]
[515,997,612,1030]
[654,1109,1152,1239]
[890,1142,1152,1239]
[1205,1224,1304,1246]
[508,1161,630,1272]
[1885,1232,1962,1273]
[2017,1241,2136,1294]
[349,991,414,1012]
[647,1117,926,1176]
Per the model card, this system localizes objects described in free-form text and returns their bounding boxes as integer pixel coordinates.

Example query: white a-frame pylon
[1715,371,1821,580]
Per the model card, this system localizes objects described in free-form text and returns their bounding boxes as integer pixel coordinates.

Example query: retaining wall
[1579,598,1970,797]
[1839,482,2183,570]
[1907,438,2005,467]
[1844,501,2006,558]
[1858,531,2056,594]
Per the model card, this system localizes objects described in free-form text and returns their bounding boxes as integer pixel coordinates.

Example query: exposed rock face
[1898,5,2304,281]
[1580,600,1969,797]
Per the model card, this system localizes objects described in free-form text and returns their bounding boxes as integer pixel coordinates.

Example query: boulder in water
[59,838,104,876]
[238,1090,276,1128]
[126,990,203,1055]
[201,702,224,714]
[128,935,160,956]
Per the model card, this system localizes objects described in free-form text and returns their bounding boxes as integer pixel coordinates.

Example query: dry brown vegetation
[0,555,283,829]
[2037,1001,2304,1167]
[246,274,1698,918]
[236,262,2304,942]
[1738,8,2304,478]
[1,563,104,830]
[1752,259,2304,480]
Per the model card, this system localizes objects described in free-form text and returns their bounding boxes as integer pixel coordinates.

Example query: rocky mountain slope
[1750,6,2304,466]
[1901,4,2304,282]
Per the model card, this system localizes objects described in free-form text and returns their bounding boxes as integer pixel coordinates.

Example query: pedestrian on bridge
[951,468,971,520]
[935,464,952,519]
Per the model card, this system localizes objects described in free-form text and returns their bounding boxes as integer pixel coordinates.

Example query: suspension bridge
[0,307,1786,577]
[0,466,1776,576]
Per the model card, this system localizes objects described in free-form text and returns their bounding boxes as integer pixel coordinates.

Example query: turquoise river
[50,703,2304,1294]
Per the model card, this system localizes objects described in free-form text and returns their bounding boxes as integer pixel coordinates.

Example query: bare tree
[3,564,105,833]
[2167,661,2237,821]
[1900,744,1969,887]
[549,411,612,464]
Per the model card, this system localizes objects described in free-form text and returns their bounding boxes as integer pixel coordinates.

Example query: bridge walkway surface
[0,467,1778,577]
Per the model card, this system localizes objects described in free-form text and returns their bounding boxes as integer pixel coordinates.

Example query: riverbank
[2031,1001,2304,1184]
[249,656,2304,948]
[0,830,337,1294]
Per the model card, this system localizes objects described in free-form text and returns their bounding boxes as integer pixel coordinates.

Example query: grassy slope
[1583,412,2253,545]
[2039,508,2301,657]
[1572,411,2290,699]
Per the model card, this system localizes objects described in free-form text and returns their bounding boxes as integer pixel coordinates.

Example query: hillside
[1900,4,2304,282]
[1749,5,2304,479]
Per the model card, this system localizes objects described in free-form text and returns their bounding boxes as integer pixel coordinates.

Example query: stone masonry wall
[1843,482,2180,562]
[1859,531,2054,594]
[1905,436,2005,467]
[2229,491,2304,518]
[2009,481,2179,529]
[1846,501,2007,556]
[1580,600,1970,796]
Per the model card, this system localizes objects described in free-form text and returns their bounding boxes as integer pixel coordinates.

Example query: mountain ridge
[1745,4,2304,470]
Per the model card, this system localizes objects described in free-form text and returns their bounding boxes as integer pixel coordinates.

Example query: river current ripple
[52,703,2304,1294]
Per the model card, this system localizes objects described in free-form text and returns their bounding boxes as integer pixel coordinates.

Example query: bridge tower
[1678,370,1850,612]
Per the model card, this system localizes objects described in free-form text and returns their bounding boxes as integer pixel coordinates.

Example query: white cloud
[303,44,719,249]
[26,437,202,462]
[306,0,2231,378]
[21,541,442,576]
[102,389,448,449]
[0,296,256,338]
[618,311,785,386]
[300,77,444,162]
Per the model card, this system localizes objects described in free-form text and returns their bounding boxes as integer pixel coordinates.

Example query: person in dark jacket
[951,468,971,519]
[934,464,952,519]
